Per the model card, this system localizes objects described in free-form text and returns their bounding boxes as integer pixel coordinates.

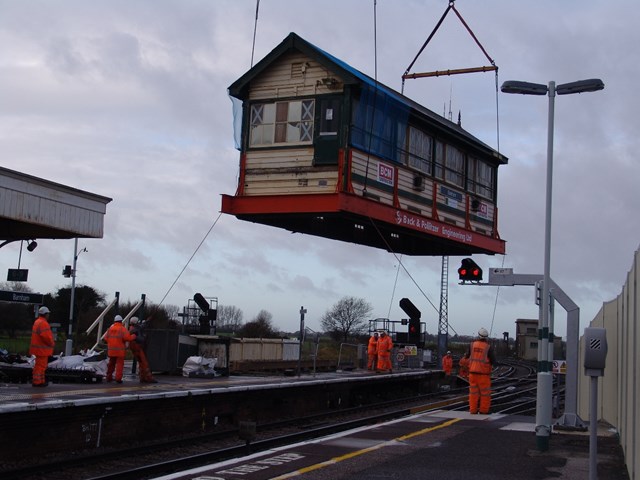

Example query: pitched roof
[228,32,506,163]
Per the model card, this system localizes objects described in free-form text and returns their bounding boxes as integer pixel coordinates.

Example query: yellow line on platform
[270,417,462,479]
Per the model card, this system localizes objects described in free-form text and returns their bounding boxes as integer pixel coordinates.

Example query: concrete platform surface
[156,410,630,480]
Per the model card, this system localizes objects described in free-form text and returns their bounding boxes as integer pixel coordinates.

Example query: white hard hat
[478,327,489,338]
[447,351,451,354]
[130,317,138,324]
[38,306,50,315]
[114,315,123,322]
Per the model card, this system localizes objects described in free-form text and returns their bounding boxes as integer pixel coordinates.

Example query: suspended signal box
[222,33,507,256]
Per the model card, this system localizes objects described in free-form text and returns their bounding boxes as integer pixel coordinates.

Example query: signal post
[457,262,586,450]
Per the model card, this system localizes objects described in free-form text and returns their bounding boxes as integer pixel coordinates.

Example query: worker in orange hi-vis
[467,327,496,415]
[442,350,453,376]
[376,330,393,373]
[104,315,136,383]
[367,332,379,371]
[30,306,55,387]
[128,317,157,383]
[458,352,470,379]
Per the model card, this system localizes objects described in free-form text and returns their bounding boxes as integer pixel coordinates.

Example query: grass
[0,336,66,356]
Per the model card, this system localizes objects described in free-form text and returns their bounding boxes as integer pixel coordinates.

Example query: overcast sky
[1,0,638,338]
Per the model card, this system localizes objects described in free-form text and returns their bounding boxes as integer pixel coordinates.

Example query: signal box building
[515,318,563,361]
[222,33,508,256]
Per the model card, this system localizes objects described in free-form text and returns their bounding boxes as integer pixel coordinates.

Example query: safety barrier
[578,246,639,479]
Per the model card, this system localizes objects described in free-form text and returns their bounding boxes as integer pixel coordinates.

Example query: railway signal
[408,317,421,343]
[458,258,483,282]
[400,298,421,345]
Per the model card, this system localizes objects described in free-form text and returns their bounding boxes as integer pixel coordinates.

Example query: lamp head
[556,79,604,95]
[501,80,548,95]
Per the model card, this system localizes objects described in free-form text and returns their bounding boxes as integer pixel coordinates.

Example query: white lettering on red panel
[378,163,394,186]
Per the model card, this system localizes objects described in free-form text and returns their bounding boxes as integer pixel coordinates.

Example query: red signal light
[458,258,483,282]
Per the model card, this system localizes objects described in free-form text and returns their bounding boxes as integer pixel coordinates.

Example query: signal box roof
[229,32,507,165]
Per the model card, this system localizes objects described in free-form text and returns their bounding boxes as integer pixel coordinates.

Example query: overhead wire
[161,2,263,307]
[397,0,506,336]
[368,217,440,315]
[362,0,378,195]
[159,212,223,306]
[250,0,260,68]
[386,254,402,319]
[360,0,440,320]
[488,253,506,338]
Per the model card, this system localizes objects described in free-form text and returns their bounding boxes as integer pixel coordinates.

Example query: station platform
[155,410,629,480]
[0,370,630,479]
[0,367,403,413]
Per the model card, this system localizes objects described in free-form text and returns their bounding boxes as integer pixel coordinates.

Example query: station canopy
[0,166,112,245]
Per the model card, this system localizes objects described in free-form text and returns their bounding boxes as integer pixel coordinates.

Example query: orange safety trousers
[468,372,492,414]
[377,354,392,372]
[106,356,125,382]
[32,356,48,385]
[130,343,154,382]
[367,354,377,370]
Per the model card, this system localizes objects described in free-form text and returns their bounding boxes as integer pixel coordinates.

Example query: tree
[217,305,244,332]
[237,310,280,338]
[45,285,106,337]
[321,296,372,343]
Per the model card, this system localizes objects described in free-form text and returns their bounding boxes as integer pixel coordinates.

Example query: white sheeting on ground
[4,352,108,376]
[182,356,217,377]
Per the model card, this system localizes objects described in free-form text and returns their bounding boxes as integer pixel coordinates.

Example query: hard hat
[114,315,123,322]
[478,327,489,338]
[373,331,378,335]
[38,306,50,315]
[447,351,451,354]
[130,317,138,324]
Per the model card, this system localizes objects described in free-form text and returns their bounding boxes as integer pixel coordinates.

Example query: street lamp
[66,238,88,356]
[501,78,604,452]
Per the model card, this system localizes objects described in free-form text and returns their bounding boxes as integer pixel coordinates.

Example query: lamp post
[501,78,604,451]
[66,238,88,356]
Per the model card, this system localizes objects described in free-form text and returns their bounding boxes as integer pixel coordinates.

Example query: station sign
[491,268,514,275]
[0,290,44,304]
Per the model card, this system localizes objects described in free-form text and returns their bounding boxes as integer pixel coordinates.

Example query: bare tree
[321,296,372,343]
[217,305,244,331]
[237,309,279,338]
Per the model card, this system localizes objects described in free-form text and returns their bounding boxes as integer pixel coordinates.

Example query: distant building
[515,319,563,361]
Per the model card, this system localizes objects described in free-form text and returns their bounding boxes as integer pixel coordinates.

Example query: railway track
[6,361,542,480]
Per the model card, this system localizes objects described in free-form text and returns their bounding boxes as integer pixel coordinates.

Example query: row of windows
[400,125,495,200]
[248,98,495,200]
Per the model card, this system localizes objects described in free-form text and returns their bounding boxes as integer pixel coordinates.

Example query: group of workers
[29,306,156,387]
[31,307,493,413]
[104,314,156,384]
[367,326,495,415]
[366,330,393,373]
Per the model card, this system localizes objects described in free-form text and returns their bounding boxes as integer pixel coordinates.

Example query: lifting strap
[402,1,497,88]
[400,0,501,151]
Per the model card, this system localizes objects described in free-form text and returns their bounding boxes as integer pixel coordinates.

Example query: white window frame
[250,99,315,147]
